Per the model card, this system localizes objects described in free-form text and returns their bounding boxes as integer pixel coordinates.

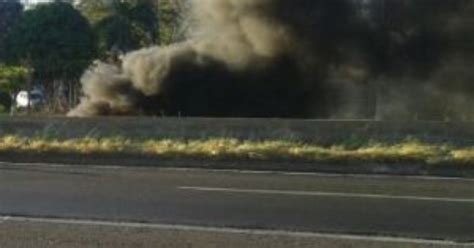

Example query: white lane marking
[179,186,474,203]
[1,216,471,246]
[1,161,474,182]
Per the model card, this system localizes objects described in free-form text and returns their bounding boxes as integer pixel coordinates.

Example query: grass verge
[0,136,473,165]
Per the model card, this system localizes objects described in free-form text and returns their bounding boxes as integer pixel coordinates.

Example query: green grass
[1,135,473,165]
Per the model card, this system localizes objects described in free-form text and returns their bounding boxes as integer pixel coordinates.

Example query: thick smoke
[370,0,474,121]
[70,0,474,120]
[69,0,357,117]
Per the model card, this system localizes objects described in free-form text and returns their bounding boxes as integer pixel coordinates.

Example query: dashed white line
[179,186,474,203]
[1,216,471,246]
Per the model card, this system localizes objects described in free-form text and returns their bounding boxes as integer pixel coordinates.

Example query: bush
[0,91,12,111]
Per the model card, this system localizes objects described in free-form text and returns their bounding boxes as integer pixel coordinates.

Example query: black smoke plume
[70,0,474,121]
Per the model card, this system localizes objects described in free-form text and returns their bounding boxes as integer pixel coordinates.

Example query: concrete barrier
[0,117,473,145]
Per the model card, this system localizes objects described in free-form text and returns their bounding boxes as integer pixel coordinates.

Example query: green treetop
[6,1,97,81]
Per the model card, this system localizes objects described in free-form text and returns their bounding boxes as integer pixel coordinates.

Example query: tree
[158,0,188,44]
[0,65,28,111]
[78,0,187,47]
[0,65,28,93]
[0,0,23,62]
[7,2,96,79]
[77,0,159,57]
[76,0,115,24]
[6,1,97,111]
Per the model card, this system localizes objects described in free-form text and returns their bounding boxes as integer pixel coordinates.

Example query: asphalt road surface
[0,162,473,247]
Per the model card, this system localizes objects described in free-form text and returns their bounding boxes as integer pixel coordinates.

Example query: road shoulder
[1,151,473,178]
[1,217,470,248]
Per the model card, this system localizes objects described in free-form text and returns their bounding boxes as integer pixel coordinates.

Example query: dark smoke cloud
[69,0,358,117]
[70,0,474,120]
[369,0,474,121]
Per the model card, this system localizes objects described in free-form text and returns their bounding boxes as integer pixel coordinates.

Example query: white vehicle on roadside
[15,90,45,109]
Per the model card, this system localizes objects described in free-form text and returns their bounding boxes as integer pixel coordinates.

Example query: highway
[0,162,473,247]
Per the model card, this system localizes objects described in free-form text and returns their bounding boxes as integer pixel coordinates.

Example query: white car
[16,90,45,109]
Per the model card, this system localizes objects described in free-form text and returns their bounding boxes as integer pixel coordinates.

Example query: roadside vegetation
[0,0,184,114]
[0,136,472,165]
